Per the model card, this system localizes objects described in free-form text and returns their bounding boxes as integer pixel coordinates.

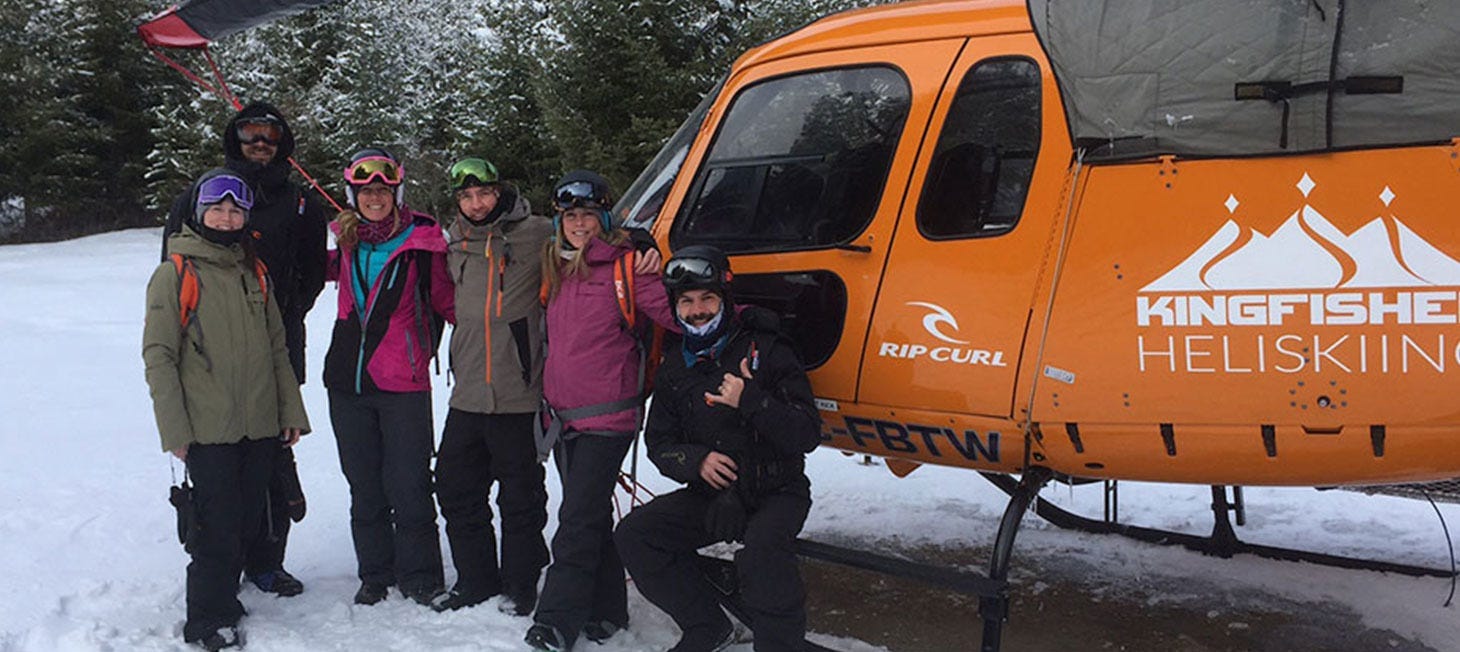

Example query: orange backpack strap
[613,251,637,330]
[171,254,200,328]
[170,253,217,372]
[252,259,269,303]
[614,251,669,396]
[643,322,666,394]
[173,254,270,329]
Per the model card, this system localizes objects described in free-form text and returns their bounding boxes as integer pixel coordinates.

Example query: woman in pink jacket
[525,171,676,652]
[322,148,455,607]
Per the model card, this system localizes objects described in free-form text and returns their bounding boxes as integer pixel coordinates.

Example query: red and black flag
[138,0,340,49]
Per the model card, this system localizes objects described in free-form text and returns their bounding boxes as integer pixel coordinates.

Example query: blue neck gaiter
[679,308,733,366]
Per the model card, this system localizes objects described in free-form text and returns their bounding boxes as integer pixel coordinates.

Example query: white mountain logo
[1142,181,1460,292]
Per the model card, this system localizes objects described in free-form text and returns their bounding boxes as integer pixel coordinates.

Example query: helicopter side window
[672,66,911,253]
[918,57,1041,240]
[729,271,846,370]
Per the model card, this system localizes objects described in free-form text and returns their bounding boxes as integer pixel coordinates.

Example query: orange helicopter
[611,0,1460,648]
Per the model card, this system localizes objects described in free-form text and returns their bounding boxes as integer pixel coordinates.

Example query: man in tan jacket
[434,157,556,614]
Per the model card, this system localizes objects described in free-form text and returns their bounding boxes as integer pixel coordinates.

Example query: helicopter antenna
[1420,490,1457,607]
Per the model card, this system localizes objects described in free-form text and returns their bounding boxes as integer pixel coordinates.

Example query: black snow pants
[533,433,634,647]
[616,480,812,652]
[246,311,309,578]
[435,409,549,594]
[328,389,444,593]
[243,443,300,578]
[282,310,308,386]
[183,437,273,642]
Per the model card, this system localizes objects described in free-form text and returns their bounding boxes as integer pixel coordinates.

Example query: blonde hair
[334,206,400,250]
[540,225,630,300]
[334,209,362,250]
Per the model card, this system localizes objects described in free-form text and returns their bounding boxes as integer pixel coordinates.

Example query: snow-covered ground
[1,229,1457,651]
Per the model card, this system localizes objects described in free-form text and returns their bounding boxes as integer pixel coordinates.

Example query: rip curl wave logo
[906,301,969,344]
[1143,174,1460,293]
[878,302,1006,367]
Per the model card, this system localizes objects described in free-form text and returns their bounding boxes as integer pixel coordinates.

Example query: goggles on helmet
[663,256,725,288]
[345,156,404,187]
[553,180,609,212]
[449,158,499,190]
[197,175,254,211]
[235,118,282,146]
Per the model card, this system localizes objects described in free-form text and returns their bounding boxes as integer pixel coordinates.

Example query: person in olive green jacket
[142,169,309,652]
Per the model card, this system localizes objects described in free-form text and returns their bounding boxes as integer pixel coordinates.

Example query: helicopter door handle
[834,242,873,253]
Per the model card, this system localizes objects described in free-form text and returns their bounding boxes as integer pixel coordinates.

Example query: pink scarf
[357,211,402,244]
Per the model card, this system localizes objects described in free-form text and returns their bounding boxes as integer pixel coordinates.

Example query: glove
[169,481,197,551]
[275,446,307,522]
[625,227,659,254]
[704,489,747,543]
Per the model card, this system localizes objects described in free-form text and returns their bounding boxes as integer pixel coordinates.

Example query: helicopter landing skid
[696,467,1055,652]
[980,472,1457,578]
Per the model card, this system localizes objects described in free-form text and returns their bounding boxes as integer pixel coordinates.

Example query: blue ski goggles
[196,174,254,211]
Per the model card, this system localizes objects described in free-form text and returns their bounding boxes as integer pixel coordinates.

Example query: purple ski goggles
[196,174,254,211]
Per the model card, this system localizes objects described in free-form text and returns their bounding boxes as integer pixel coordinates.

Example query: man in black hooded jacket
[161,101,328,597]
[615,245,822,652]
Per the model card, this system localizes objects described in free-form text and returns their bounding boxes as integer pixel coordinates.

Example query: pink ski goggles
[344,156,404,186]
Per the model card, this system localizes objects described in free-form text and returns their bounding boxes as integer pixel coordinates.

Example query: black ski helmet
[552,169,615,236]
[663,244,733,304]
[552,170,614,210]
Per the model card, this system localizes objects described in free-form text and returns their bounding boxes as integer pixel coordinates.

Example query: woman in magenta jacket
[525,171,676,651]
[322,148,455,607]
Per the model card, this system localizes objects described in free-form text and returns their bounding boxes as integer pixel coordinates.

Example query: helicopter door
[668,40,966,400]
[859,36,1063,417]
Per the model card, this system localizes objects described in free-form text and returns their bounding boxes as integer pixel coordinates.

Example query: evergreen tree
[531,0,716,189]
[9,0,82,239]
[9,0,174,240]
[0,0,40,236]
[3,0,889,243]
[144,81,228,217]
[470,0,562,208]
[527,0,885,194]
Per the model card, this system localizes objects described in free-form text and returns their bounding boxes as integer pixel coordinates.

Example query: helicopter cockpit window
[918,57,1041,240]
[618,79,723,230]
[672,66,911,253]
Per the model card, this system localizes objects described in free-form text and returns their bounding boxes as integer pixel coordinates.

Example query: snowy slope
[1,229,1457,651]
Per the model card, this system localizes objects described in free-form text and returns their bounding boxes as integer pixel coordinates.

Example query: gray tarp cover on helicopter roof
[1027,0,1460,160]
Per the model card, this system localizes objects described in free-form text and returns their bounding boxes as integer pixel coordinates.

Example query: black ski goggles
[236,118,282,146]
[664,256,726,287]
[553,180,609,212]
